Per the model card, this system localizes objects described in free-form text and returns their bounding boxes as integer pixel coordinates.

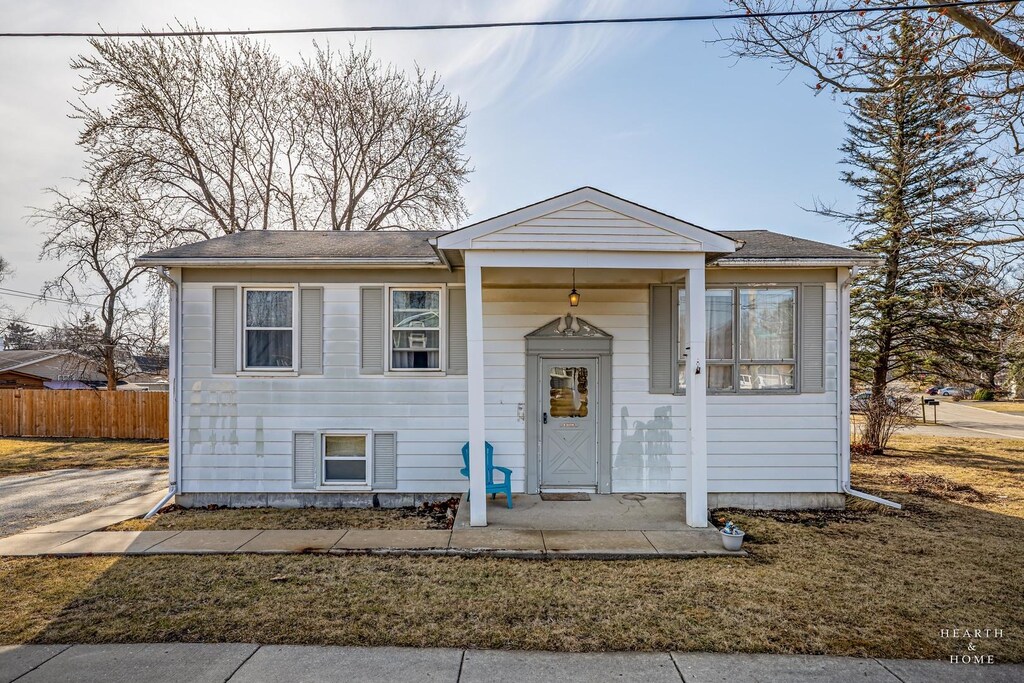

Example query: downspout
[838,266,902,509]
[146,267,181,518]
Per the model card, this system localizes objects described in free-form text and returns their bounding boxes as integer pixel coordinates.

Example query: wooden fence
[0,389,168,440]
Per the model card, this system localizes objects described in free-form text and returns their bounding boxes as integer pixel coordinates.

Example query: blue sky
[0,0,856,326]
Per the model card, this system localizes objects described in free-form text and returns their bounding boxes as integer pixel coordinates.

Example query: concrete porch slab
[0,531,88,556]
[331,529,452,551]
[453,493,688,531]
[542,530,657,556]
[450,529,545,553]
[46,530,181,555]
[236,530,347,553]
[143,530,262,554]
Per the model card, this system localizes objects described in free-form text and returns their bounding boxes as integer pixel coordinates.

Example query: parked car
[852,390,913,413]
[939,387,970,397]
[925,386,941,396]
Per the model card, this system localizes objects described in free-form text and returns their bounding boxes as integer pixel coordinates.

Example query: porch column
[465,252,487,526]
[686,265,709,527]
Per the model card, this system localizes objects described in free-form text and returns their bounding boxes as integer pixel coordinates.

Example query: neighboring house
[139,187,878,528]
[0,349,107,390]
[120,354,170,391]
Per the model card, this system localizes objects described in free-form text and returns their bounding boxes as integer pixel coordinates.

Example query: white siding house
[139,187,878,528]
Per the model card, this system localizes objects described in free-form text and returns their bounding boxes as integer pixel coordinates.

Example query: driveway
[0,468,166,537]
[909,398,1024,439]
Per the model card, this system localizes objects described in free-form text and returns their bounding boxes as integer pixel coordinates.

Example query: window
[322,433,370,485]
[390,288,441,371]
[678,286,797,392]
[244,288,295,370]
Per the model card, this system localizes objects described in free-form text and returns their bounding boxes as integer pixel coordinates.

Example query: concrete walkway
[2,644,1020,682]
[0,489,741,559]
[0,525,741,559]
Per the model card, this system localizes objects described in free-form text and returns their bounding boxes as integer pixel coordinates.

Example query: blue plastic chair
[460,441,513,508]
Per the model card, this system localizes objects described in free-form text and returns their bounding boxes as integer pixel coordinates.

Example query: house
[0,349,107,389]
[138,187,879,528]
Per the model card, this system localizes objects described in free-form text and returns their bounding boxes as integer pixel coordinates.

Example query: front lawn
[0,437,167,477]
[0,434,1021,661]
[959,400,1024,417]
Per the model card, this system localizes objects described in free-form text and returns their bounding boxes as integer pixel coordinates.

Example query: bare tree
[723,1,1024,243]
[71,28,469,236]
[300,44,470,230]
[33,183,170,389]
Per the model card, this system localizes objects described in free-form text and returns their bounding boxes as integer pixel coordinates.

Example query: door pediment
[526,314,612,339]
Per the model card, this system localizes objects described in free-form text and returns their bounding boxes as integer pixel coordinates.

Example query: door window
[548,366,589,418]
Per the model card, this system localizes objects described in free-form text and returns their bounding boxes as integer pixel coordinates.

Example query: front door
[541,358,598,488]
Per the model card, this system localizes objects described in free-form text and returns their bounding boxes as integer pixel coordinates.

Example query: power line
[0,1,1016,38]
[0,287,104,309]
[0,315,63,330]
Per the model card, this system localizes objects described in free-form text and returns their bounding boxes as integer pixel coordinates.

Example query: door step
[539,492,592,501]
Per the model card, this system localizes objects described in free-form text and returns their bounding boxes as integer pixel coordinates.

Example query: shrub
[973,388,995,401]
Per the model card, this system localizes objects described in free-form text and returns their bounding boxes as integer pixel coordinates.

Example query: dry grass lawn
[0,434,1021,660]
[108,503,454,531]
[959,401,1024,416]
[0,437,167,477]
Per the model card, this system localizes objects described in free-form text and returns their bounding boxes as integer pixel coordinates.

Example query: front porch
[435,188,740,529]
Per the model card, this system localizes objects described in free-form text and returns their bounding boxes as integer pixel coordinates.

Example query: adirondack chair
[460,441,513,508]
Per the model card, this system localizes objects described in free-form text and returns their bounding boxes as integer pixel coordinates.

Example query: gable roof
[137,230,446,266]
[434,187,739,253]
[714,230,877,266]
[0,349,67,373]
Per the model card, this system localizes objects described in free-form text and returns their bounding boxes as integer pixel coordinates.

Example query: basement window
[322,433,371,486]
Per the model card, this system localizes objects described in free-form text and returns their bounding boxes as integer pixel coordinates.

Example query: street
[907,399,1024,440]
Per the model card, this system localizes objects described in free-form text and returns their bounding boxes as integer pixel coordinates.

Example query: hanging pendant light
[568,268,580,307]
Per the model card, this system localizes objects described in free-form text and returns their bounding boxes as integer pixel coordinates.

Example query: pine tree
[2,321,40,350]
[822,16,998,452]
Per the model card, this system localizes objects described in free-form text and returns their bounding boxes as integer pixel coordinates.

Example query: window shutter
[649,285,675,394]
[292,431,317,489]
[800,284,826,393]
[299,287,324,375]
[360,286,384,374]
[213,287,237,374]
[447,287,467,374]
[372,431,398,489]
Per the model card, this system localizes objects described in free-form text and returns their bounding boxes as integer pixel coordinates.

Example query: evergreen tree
[2,321,40,350]
[821,16,998,452]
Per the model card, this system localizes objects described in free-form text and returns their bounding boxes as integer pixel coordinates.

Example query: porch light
[569,269,581,307]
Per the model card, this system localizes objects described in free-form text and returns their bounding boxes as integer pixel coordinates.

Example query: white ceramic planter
[720,530,745,551]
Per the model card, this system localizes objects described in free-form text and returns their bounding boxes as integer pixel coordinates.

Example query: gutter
[837,266,902,510]
[146,267,181,518]
[712,257,884,268]
[134,257,442,268]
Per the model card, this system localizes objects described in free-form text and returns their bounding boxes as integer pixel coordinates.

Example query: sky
[0,0,857,328]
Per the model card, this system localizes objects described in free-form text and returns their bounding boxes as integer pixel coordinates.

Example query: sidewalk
[2,644,1020,682]
[0,491,743,560]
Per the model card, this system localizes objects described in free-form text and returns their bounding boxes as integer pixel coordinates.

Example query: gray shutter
[299,287,324,375]
[292,431,317,489]
[213,287,237,374]
[372,431,397,489]
[360,286,385,374]
[447,287,467,374]
[649,285,675,394]
[800,284,826,393]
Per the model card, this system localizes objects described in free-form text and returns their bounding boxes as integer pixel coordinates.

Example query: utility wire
[0,1,1016,38]
[0,287,104,309]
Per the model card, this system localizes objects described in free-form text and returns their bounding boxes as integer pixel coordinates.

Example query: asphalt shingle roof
[138,228,870,264]
[0,350,65,373]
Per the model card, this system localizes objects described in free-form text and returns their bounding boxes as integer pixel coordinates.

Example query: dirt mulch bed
[107,497,461,532]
